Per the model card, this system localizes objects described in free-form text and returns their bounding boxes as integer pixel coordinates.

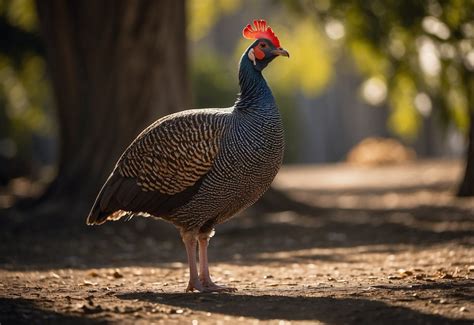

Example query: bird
[87,19,289,293]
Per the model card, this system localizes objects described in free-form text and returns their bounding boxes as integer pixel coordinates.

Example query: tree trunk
[458,112,474,196]
[35,0,188,218]
[458,73,474,197]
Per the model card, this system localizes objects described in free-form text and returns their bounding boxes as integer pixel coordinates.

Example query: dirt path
[1,160,473,324]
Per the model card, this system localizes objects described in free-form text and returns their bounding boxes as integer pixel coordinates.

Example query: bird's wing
[118,111,225,194]
[87,110,227,224]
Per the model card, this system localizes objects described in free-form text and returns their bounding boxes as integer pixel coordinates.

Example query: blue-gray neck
[234,50,276,110]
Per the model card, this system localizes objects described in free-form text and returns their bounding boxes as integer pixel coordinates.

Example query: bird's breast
[213,110,284,197]
[168,108,284,229]
[229,111,283,170]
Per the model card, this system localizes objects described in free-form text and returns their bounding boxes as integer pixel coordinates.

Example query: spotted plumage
[87,20,289,293]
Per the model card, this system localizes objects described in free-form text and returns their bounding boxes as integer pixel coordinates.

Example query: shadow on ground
[0,298,106,324]
[1,162,473,324]
[117,291,471,324]
[0,162,472,271]
[1,191,473,270]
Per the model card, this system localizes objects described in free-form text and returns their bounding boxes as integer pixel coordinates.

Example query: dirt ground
[1,160,473,324]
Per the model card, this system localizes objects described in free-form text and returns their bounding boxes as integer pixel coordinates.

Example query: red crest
[242,20,281,48]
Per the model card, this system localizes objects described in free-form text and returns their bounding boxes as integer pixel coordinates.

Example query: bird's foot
[200,279,237,293]
[185,279,205,293]
[186,279,237,293]
[203,283,237,293]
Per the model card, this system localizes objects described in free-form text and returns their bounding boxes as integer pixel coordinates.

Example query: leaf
[82,280,98,286]
[113,269,124,279]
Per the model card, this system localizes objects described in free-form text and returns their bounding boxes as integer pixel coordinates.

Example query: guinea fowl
[87,20,289,293]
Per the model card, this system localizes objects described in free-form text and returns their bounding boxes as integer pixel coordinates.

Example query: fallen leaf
[88,270,100,278]
[397,269,413,276]
[388,275,402,280]
[50,272,61,279]
[113,270,124,279]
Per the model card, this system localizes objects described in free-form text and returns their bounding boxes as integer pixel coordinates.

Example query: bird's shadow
[117,291,470,324]
[0,297,105,325]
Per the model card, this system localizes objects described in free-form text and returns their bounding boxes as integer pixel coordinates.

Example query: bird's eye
[259,42,267,48]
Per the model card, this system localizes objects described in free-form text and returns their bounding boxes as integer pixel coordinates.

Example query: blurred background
[1,3,473,322]
[0,0,473,219]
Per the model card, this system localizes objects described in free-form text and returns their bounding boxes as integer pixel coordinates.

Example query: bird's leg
[197,234,213,285]
[181,230,204,292]
[198,232,237,292]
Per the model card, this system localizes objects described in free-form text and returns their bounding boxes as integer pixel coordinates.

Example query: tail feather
[86,203,109,225]
[86,173,122,225]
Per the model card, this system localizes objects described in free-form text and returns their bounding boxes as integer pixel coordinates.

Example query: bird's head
[243,20,289,72]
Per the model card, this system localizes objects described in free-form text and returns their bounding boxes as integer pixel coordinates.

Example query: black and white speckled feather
[87,40,285,234]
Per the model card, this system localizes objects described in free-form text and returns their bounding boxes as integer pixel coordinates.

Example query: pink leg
[198,233,237,292]
[181,231,204,292]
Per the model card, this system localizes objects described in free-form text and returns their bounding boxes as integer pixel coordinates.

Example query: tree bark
[458,112,474,196]
[35,0,188,217]
[458,73,474,197]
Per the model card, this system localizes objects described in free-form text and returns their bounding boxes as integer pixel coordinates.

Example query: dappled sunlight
[274,160,461,194]
[265,20,333,97]
[418,36,441,78]
[232,18,334,97]
[0,55,52,133]
[388,73,420,138]
[187,0,241,41]
[361,76,387,106]
[2,160,473,322]
[1,0,474,323]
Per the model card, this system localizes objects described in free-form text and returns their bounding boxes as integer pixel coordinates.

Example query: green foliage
[0,0,37,32]
[191,50,238,108]
[187,0,241,41]
[388,73,420,137]
[0,54,52,136]
[188,1,336,161]
[267,19,333,97]
[293,0,474,138]
[0,0,54,165]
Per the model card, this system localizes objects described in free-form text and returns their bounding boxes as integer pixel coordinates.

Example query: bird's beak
[272,48,290,58]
